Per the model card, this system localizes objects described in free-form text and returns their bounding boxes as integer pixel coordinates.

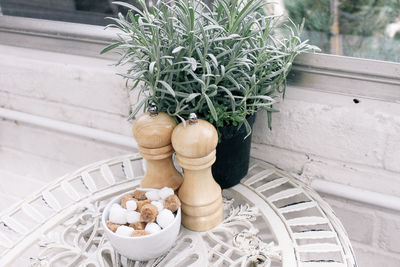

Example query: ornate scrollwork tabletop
[0,154,357,267]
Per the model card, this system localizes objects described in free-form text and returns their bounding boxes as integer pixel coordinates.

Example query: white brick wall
[0,45,133,135]
[0,119,132,166]
[354,245,400,267]
[321,194,400,267]
[384,134,400,173]
[0,91,133,136]
[0,50,129,115]
[252,87,400,266]
[379,214,400,254]
[0,44,135,211]
[0,146,77,182]
[0,170,45,199]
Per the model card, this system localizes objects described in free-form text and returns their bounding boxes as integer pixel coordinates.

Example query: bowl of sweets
[102,187,181,261]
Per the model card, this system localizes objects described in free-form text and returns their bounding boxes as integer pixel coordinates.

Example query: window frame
[1,15,399,101]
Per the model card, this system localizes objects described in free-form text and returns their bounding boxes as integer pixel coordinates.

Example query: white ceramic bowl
[102,189,181,261]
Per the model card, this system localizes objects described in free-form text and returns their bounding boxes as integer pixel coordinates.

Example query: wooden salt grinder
[171,113,223,231]
[133,104,183,191]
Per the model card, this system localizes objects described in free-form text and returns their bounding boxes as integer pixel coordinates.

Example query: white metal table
[0,154,357,267]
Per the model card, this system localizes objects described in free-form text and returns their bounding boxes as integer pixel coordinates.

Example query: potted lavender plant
[102,0,317,188]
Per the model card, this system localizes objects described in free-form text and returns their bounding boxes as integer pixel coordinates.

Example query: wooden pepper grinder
[133,103,183,191]
[171,113,223,231]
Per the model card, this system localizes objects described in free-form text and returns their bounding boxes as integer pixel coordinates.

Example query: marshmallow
[121,194,136,209]
[126,211,141,224]
[145,222,162,235]
[130,221,146,230]
[151,201,164,212]
[125,200,137,211]
[132,190,147,200]
[164,194,181,212]
[145,190,161,201]
[115,225,134,237]
[111,203,123,210]
[140,204,158,222]
[109,205,127,224]
[159,187,174,199]
[157,209,175,228]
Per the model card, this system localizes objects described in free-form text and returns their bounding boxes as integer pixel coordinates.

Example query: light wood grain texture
[172,119,223,231]
[133,112,183,190]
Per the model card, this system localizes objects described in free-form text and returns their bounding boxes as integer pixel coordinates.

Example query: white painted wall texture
[0,45,136,210]
[0,44,399,265]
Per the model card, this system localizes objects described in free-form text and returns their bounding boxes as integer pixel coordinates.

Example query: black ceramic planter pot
[212,114,257,189]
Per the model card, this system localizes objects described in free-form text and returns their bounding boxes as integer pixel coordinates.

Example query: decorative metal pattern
[0,154,357,267]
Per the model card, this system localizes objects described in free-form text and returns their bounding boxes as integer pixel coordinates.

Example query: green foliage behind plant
[284,0,400,62]
[102,0,317,133]
[284,0,331,33]
[206,103,252,128]
[285,0,400,36]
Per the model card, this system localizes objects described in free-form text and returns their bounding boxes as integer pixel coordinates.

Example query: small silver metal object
[189,113,198,125]
[149,103,158,117]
